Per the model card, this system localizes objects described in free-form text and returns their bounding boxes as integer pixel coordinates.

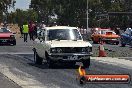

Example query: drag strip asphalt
[0,54,131,88]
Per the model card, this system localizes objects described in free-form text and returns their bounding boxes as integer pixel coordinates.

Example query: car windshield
[0,28,11,33]
[100,30,116,34]
[48,29,82,40]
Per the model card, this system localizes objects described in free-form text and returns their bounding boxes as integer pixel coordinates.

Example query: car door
[93,31,100,42]
[35,29,45,58]
[38,29,46,58]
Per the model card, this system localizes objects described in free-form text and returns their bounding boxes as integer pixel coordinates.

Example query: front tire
[121,43,126,47]
[34,50,43,65]
[45,53,55,68]
[11,40,16,46]
[13,41,16,45]
[82,59,90,68]
[116,42,119,45]
[93,40,98,44]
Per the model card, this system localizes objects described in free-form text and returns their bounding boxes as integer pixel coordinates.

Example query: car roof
[45,26,78,30]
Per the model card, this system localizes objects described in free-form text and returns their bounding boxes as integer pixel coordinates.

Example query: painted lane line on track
[0,64,60,88]
[0,52,34,55]
[91,57,132,70]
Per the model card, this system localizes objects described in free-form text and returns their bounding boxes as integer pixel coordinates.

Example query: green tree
[0,0,16,22]
[30,0,132,28]
[8,9,38,26]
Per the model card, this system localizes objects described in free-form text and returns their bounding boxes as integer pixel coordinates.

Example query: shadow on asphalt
[28,62,80,69]
[0,44,15,46]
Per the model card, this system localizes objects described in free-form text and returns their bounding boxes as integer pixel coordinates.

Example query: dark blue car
[120,28,132,47]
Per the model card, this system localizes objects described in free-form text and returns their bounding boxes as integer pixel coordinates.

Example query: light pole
[87,0,88,30]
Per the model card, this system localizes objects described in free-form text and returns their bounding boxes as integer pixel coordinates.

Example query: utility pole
[87,0,88,30]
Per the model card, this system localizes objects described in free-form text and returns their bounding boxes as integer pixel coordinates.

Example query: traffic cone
[98,41,107,57]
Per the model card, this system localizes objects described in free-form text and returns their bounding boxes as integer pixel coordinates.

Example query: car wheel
[13,41,16,45]
[121,43,126,47]
[11,40,16,46]
[82,59,90,68]
[116,42,119,45]
[98,38,103,44]
[45,53,55,68]
[34,50,43,65]
[93,41,98,44]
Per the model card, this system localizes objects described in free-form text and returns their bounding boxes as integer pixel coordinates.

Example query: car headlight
[82,48,87,52]
[50,48,56,53]
[10,35,15,38]
[50,48,63,53]
[81,47,92,53]
[56,48,63,53]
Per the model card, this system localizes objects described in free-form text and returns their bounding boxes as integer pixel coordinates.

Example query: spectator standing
[28,21,34,40]
[23,22,29,42]
[40,21,46,29]
[33,21,38,39]
[19,25,23,38]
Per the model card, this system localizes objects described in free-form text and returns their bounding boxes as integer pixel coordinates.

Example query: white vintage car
[33,26,92,68]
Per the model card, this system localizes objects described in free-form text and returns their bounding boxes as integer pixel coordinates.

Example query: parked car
[120,28,132,47]
[33,26,92,68]
[91,28,111,34]
[91,29,120,44]
[0,27,16,45]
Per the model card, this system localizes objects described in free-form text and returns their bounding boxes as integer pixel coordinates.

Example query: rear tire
[121,43,126,47]
[116,42,119,45]
[82,59,90,68]
[34,50,43,65]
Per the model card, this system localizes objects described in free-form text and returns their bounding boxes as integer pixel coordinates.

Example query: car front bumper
[48,52,93,62]
[0,39,16,45]
[102,39,119,43]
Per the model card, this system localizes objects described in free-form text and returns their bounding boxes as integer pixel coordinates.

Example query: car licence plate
[67,56,78,60]
[2,40,7,42]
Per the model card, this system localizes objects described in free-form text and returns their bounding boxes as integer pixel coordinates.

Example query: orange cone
[98,42,107,57]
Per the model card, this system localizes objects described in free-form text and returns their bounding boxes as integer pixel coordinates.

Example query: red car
[0,27,16,45]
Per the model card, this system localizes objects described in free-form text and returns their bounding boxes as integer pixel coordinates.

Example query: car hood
[0,33,12,37]
[46,40,92,47]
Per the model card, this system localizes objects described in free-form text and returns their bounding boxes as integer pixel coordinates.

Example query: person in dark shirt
[33,21,38,40]
[19,25,23,38]
[28,21,34,40]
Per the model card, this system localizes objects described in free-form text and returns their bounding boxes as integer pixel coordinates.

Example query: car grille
[60,47,83,53]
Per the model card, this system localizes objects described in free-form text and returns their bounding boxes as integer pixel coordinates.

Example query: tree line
[1,0,132,28]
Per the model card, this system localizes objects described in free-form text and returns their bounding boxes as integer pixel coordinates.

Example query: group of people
[20,21,38,42]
